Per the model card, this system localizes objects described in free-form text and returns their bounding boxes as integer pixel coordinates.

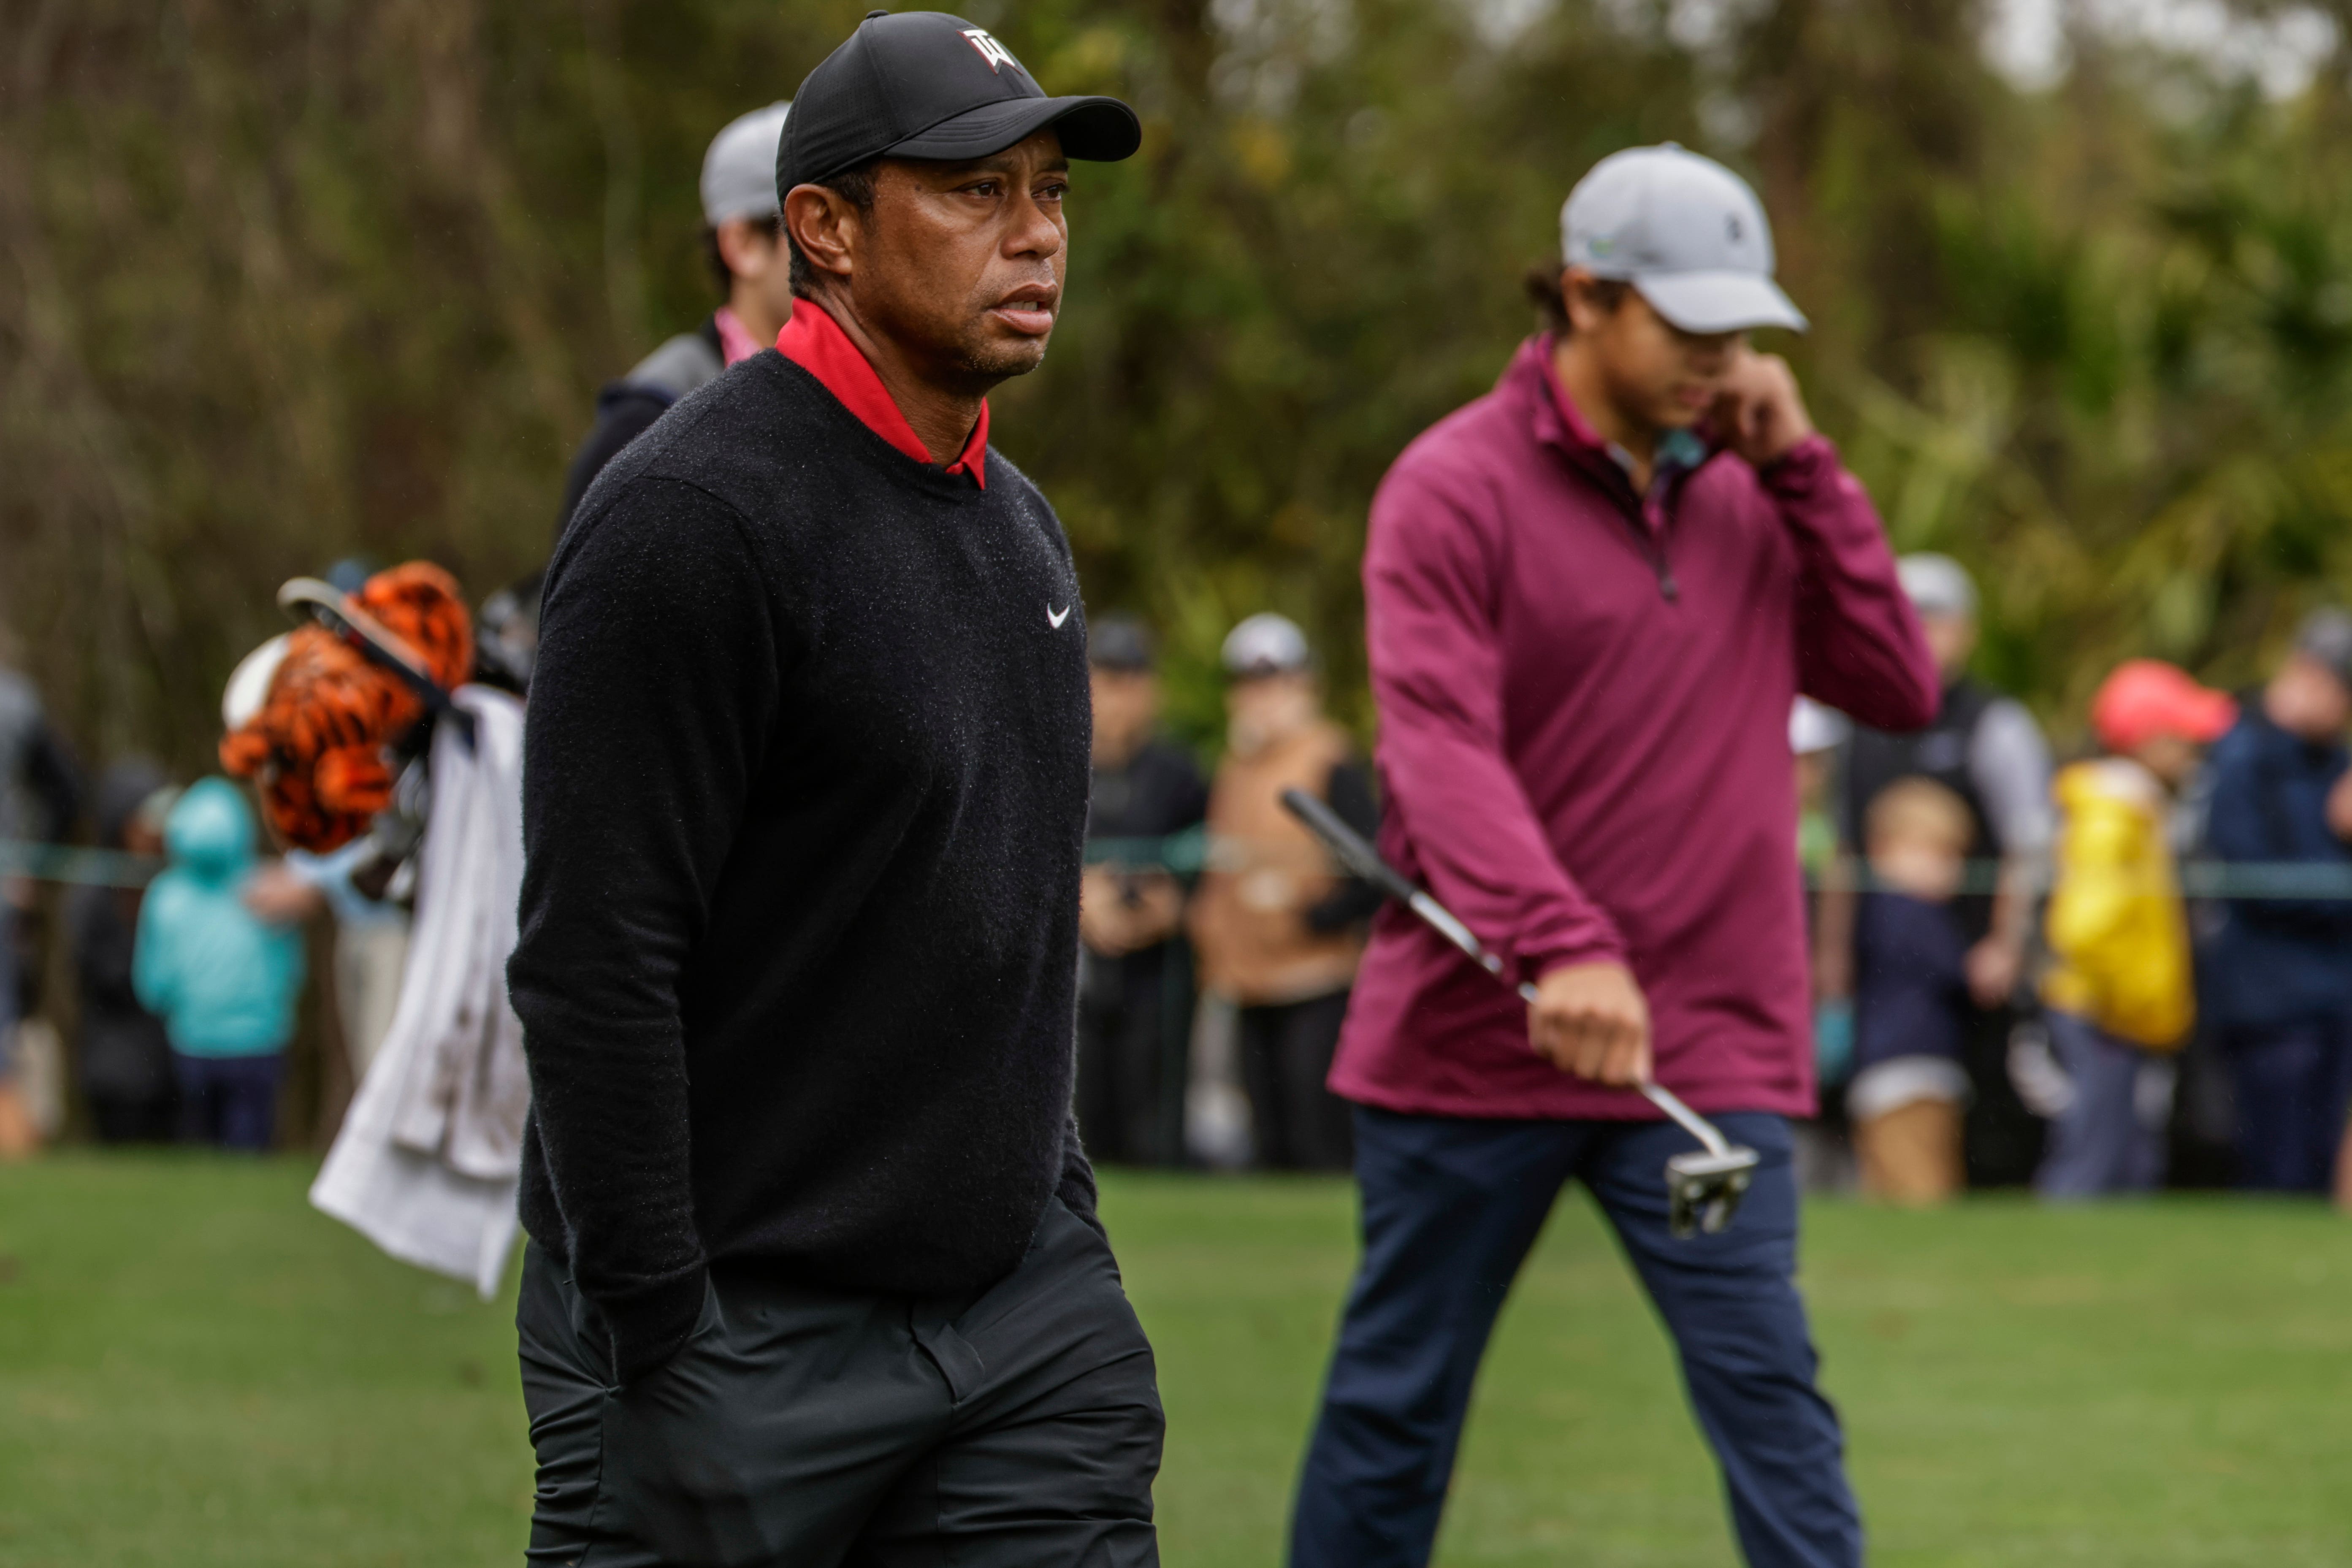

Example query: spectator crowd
[5,557,2352,1202]
[1812,554,2352,1205]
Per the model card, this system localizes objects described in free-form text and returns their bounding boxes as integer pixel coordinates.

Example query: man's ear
[783,185,859,287]
[1561,266,1606,336]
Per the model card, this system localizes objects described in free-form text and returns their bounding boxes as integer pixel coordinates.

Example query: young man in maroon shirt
[1288,147,1940,1568]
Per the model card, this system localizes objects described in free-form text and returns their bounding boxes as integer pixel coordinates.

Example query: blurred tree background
[6,0,2352,771]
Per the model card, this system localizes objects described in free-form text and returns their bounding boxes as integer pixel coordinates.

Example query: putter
[1279,788,1759,1238]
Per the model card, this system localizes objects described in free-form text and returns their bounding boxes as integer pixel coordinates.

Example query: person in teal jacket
[133,777,306,1150]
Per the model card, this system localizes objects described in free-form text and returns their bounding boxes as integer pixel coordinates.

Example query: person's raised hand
[242,861,323,926]
[1964,933,2024,1009]
[2328,768,2352,843]
[1528,960,1652,1087]
[1710,346,1815,469]
[1078,865,1138,956]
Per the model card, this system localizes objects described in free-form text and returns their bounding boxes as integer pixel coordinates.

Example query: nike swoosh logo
[1048,604,1072,629]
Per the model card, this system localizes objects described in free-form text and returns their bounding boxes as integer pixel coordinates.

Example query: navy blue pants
[173,1052,283,1151]
[1290,1108,1859,1568]
[2035,1011,2169,1199]
[2224,1016,2352,1193]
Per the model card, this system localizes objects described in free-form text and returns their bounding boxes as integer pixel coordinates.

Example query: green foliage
[8,1,2352,767]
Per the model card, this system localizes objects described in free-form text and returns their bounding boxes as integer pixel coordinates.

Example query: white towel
[311,685,528,1299]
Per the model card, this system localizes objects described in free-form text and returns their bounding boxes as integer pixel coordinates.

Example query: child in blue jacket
[134,777,306,1150]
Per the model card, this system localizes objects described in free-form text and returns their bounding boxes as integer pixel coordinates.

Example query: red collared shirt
[774,303,988,488]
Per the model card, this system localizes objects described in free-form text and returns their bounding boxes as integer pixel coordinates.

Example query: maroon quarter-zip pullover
[1331,336,1939,1122]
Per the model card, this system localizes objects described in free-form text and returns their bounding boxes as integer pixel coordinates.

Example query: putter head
[1665,1146,1760,1238]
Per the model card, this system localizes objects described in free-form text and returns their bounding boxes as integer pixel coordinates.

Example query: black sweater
[510,349,1097,1381]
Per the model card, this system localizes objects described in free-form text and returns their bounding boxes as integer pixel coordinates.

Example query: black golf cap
[1088,615,1156,673]
[779,11,1141,194]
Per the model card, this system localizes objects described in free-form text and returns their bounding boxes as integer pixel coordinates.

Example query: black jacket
[511,349,1097,1382]
[2198,707,2352,1030]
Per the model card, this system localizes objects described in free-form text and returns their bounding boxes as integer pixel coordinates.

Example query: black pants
[1076,943,1188,1166]
[518,1199,1163,1567]
[88,1092,177,1144]
[1238,990,1355,1171]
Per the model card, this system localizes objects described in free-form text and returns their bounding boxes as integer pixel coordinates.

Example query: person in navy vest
[1830,553,2052,1185]
[2199,608,2352,1194]
[553,102,799,542]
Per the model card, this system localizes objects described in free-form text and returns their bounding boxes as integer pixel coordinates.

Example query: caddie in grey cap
[551,100,797,543]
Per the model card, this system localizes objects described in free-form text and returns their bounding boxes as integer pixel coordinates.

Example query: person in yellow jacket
[2036,659,2236,1197]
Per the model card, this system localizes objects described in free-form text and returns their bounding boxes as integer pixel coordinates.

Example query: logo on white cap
[962,27,1022,74]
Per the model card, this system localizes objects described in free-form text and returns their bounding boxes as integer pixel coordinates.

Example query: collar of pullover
[713,307,763,368]
[775,302,989,488]
[1519,335,1710,498]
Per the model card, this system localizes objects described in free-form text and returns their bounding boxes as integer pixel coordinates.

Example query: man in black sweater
[507,14,1154,1566]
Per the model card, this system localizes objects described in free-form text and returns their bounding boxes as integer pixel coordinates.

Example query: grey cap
[2295,607,2352,688]
[701,102,791,225]
[1561,144,1807,335]
[1897,553,1978,619]
[1222,612,1311,678]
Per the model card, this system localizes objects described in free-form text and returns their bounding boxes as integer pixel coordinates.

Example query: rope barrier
[1084,837,2352,900]
[12,832,2352,899]
[0,842,164,888]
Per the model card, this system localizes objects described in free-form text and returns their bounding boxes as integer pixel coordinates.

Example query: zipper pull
[1659,571,1680,603]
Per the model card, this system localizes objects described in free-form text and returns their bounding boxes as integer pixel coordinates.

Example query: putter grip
[1279,788,1423,906]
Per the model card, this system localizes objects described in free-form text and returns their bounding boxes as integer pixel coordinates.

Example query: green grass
[2,1158,2349,1565]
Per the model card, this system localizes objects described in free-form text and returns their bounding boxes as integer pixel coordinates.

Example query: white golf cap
[1222,612,1312,677]
[1897,553,1978,619]
[1561,144,1807,335]
[700,102,792,226]
[1789,696,1850,756]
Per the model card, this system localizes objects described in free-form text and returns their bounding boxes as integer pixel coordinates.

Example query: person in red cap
[2036,658,2236,1197]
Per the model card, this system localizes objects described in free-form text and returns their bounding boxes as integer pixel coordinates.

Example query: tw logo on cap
[962,27,1023,74]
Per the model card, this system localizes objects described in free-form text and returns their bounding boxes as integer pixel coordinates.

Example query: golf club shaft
[1280,788,1736,1159]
